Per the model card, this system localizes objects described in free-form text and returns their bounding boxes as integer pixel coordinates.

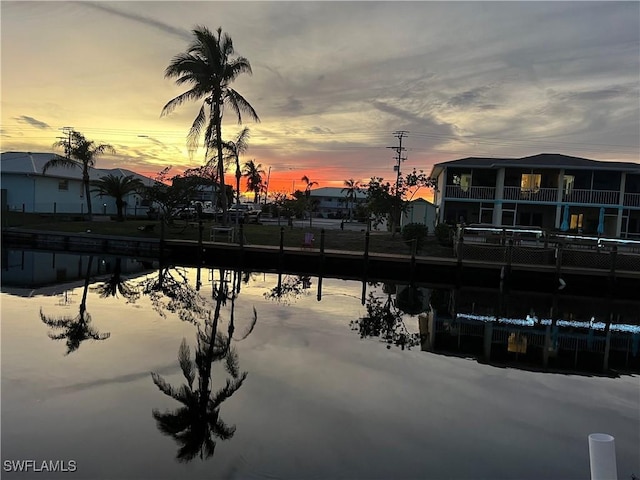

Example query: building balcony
[503,186,558,202]
[563,189,620,205]
[624,193,640,208]
[444,185,495,200]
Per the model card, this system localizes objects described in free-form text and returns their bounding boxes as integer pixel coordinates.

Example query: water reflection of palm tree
[151,268,255,462]
[91,257,140,302]
[40,256,110,355]
[264,274,312,304]
[151,334,246,462]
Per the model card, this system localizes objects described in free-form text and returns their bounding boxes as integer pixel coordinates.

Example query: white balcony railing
[444,185,495,200]
[624,193,640,207]
[444,185,633,206]
[563,189,620,205]
[502,186,558,202]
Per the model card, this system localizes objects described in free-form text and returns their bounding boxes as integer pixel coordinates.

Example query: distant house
[308,187,367,218]
[1,151,155,216]
[401,198,437,231]
[428,153,640,239]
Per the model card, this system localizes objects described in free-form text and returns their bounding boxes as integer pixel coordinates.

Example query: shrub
[402,222,429,252]
[434,222,453,247]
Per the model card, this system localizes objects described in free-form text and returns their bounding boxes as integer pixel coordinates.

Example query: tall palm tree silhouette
[223,127,251,226]
[151,268,256,462]
[40,256,110,354]
[42,131,115,218]
[162,26,259,225]
[342,178,360,221]
[243,160,265,203]
[301,175,318,228]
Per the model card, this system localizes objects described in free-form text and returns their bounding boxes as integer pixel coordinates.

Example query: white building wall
[401,200,437,232]
[1,173,142,215]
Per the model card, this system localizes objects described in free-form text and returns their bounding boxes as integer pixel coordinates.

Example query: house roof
[1,151,155,186]
[429,153,640,177]
[408,198,435,206]
[308,187,367,199]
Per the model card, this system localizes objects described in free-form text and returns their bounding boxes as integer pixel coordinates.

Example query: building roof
[429,153,640,177]
[1,151,155,186]
[308,186,367,199]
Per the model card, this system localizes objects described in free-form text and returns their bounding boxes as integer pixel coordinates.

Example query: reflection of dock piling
[3,229,640,300]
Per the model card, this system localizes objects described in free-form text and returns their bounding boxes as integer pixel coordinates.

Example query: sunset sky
[1,1,639,198]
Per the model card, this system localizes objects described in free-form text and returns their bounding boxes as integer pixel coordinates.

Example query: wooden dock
[2,228,639,300]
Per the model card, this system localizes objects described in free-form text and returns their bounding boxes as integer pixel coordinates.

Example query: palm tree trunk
[83,170,93,218]
[235,165,241,228]
[214,102,228,226]
[116,199,124,221]
[80,256,94,318]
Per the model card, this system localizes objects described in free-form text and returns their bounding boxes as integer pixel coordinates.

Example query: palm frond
[151,372,181,400]
[213,417,237,440]
[42,156,80,174]
[236,307,257,341]
[161,87,204,117]
[187,105,207,154]
[225,89,260,124]
[224,346,240,378]
[178,338,196,389]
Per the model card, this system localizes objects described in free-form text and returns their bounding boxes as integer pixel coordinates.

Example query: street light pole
[264,166,271,204]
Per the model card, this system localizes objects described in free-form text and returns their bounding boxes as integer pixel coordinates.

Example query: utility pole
[387,130,408,235]
[60,126,74,157]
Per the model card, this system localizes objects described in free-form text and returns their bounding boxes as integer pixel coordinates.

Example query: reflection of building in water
[1,250,151,288]
[421,287,640,373]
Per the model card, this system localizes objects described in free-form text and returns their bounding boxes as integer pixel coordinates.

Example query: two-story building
[308,187,367,218]
[429,153,640,238]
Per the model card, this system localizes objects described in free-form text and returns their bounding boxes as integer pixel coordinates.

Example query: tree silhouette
[91,257,140,302]
[40,256,110,354]
[342,178,360,221]
[43,130,115,218]
[223,127,251,224]
[151,268,256,462]
[90,174,144,221]
[301,175,318,228]
[242,159,265,203]
[162,26,259,225]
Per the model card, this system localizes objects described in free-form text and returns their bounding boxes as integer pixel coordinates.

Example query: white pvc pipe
[588,433,618,480]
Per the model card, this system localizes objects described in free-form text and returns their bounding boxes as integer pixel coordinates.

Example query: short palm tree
[43,130,115,218]
[90,174,144,221]
[342,178,360,221]
[242,159,265,203]
[161,26,259,225]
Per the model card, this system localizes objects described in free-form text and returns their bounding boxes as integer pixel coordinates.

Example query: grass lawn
[2,212,454,257]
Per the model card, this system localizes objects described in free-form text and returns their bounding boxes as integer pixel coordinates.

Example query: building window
[453,173,471,192]
[570,214,583,230]
[563,175,575,195]
[520,174,541,194]
[58,180,69,191]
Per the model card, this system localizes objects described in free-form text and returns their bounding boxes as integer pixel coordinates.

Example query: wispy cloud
[14,115,50,129]
[82,2,191,41]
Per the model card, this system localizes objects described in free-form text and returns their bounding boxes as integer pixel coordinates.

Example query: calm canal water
[1,251,639,479]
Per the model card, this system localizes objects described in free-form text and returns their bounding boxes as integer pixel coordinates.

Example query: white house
[308,187,367,218]
[1,151,155,217]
